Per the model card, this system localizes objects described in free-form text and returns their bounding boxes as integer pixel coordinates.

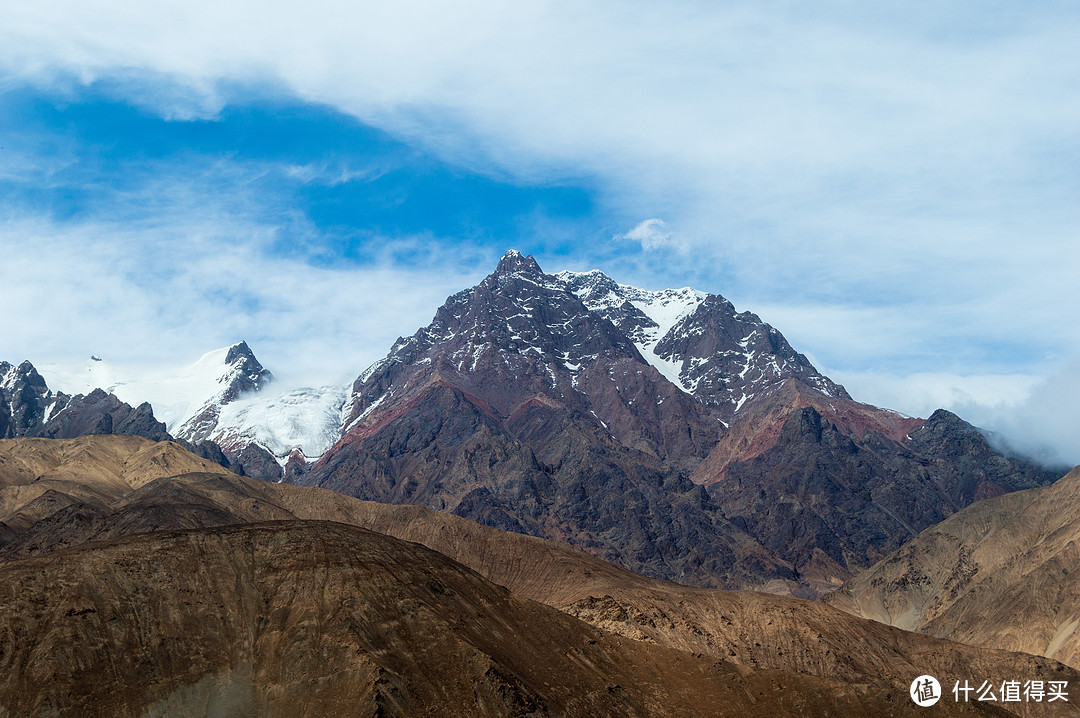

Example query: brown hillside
[2,436,1075,716]
[0,520,991,718]
[830,464,1080,670]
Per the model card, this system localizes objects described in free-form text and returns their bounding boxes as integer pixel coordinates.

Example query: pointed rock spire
[493,249,543,277]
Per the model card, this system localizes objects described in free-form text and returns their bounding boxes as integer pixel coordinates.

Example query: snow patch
[558,271,706,393]
[343,392,388,435]
[215,384,348,458]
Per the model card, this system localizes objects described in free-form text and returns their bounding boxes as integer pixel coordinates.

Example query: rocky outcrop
[0,361,53,438]
[35,388,171,441]
[226,441,284,482]
[707,406,1057,585]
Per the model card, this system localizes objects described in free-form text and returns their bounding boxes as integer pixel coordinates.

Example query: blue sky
[1,1,1078,463]
[1,84,604,262]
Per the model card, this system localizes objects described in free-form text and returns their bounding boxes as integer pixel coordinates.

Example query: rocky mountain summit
[299,251,1056,594]
[558,267,848,422]
[171,340,274,444]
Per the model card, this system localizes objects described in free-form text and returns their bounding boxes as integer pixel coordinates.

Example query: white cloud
[282,162,388,187]
[999,359,1080,468]
[616,218,678,251]
[0,193,484,387]
[830,370,1039,418]
[2,3,1075,332]
[0,1,1077,460]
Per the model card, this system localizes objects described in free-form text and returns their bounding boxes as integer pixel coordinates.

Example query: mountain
[828,462,1080,669]
[702,404,1055,589]
[1,360,169,442]
[301,251,1055,594]
[309,251,789,588]
[10,251,1057,594]
[169,340,275,443]
[37,342,277,445]
[3,355,306,483]
[11,521,1012,718]
[1,435,1073,717]
[34,343,348,481]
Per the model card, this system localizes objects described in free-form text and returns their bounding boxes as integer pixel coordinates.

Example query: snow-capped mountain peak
[37,342,347,467]
[174,341,274,442]
[38,341,271,440]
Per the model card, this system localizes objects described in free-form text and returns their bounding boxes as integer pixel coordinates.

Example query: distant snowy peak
[175,341,274,443]
[37,341,270,438]
[35,343,346,464]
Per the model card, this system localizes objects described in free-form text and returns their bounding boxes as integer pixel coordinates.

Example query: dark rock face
[318,383,781,586]
[227,442,283,482]
[1,362,171,443]
[0,361,54,438]
[179,439,234,469]
[283,449,309,483]
[711,407,1059,576]
[905,409,1055,503]
[34,389,171,442]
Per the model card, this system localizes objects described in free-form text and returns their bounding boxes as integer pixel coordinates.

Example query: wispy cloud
[282,162,387,187]
[615,218,680,252]
[832,363,1080,468]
